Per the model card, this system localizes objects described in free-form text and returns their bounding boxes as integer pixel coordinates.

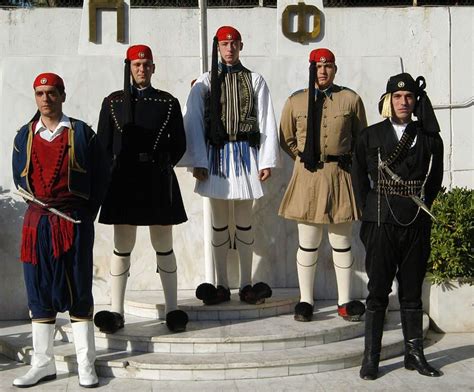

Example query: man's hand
[193,167,209,181]
[258,168,271,182]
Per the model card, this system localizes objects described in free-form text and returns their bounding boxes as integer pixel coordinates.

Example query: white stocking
[209,198,231,288]
[111,225,136,314]
[234,200,254,289]
[150,225,177,314]
[296,223,323,305]
[328,222,353,305]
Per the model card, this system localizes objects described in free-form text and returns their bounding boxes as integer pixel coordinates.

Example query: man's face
[316,62,336,90]
[218,40,242,66]
[391,90,416,123]
[130,59,155,88]
[34,85,65,118]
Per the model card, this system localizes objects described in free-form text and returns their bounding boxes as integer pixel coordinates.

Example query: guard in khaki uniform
[279,48,367,322]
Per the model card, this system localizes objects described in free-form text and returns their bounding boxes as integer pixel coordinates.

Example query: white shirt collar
[390,118,416,146]
[34,114,71,142]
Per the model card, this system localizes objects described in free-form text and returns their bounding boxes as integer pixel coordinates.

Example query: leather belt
[298,152,350,163]
[138,153,153,162]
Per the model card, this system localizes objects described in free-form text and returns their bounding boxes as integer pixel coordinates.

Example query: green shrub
[427,187,474,285]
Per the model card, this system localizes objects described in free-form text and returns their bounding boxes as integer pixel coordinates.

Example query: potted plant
[422,187,474,332]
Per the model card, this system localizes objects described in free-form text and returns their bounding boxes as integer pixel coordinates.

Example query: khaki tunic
[279,85,367,224]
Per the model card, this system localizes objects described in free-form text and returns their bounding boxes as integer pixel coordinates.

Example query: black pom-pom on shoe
[215,285,231,304]
[239,285,261,305]
[196,283,230,305]
[196,283,217,301]
[338,300,366,322]
[166,310,189,332]
[252,282,272,300]
[94,311,125,334]
[294,302,314,322]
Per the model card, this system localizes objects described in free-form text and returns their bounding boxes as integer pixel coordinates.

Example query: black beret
[385,72,417,94]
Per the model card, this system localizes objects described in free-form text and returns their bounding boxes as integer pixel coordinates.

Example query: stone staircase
[0,289,428,381]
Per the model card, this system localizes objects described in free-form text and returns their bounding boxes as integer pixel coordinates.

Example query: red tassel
[20,209,41,265]
[50,215,74,259]
[20,225,37,265]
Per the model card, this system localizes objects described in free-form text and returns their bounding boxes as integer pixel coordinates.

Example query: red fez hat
[215,26,241,42]
[33,73,65,91]
[126,45,153,62]
[309,48,335,64]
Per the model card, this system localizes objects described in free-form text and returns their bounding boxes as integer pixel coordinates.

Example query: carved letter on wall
[89,0,125,43]
[282,2,321,44]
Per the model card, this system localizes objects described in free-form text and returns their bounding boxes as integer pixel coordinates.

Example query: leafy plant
[427,187,474,285]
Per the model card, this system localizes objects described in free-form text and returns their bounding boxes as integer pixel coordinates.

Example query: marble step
[67,301,365,353]
[123,288,300,321]
[0,313,429,381]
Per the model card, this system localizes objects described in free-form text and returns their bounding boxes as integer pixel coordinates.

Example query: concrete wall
[0,2,472,319]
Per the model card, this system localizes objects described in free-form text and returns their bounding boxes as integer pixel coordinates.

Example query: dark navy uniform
[356,73,443,380]
[98,87,187,226]
[352,119,443,311]
[13,119,108,321]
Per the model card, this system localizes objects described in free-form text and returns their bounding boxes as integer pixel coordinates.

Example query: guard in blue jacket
[12,73,108,388]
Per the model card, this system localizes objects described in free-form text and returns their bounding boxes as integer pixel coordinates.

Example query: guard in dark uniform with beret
[94,45,188,334]
[352,73,443,380]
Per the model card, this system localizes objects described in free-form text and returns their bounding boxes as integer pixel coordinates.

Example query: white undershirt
[34,114,71,143]
[390,118,417,146]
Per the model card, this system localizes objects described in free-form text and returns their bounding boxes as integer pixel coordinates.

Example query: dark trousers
[360,221,431,312]
[23,215,95,321]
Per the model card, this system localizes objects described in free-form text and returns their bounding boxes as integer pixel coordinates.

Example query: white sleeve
[177,73,210,168]
[253,73,281,170]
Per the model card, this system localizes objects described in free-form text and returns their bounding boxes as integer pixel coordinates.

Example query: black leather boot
[359,309,385,380]
[401,309,441,377]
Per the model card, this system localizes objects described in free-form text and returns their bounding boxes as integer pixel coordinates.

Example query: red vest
[29,130,71,198]
[21,127,75,265]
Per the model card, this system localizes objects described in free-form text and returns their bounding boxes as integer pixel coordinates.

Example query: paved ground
[0,331,472,391]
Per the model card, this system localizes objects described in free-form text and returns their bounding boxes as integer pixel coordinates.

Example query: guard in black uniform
[352,73,443,380]
[94,45,188,333]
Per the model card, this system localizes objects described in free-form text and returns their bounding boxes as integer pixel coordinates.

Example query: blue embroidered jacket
[12,118,109,218]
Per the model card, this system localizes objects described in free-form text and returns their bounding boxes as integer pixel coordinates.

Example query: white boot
[13,322,56,387]
[71,321,99,388]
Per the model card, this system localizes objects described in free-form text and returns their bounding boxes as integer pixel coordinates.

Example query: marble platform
[123,288,299,321]
[0,290,429,382]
